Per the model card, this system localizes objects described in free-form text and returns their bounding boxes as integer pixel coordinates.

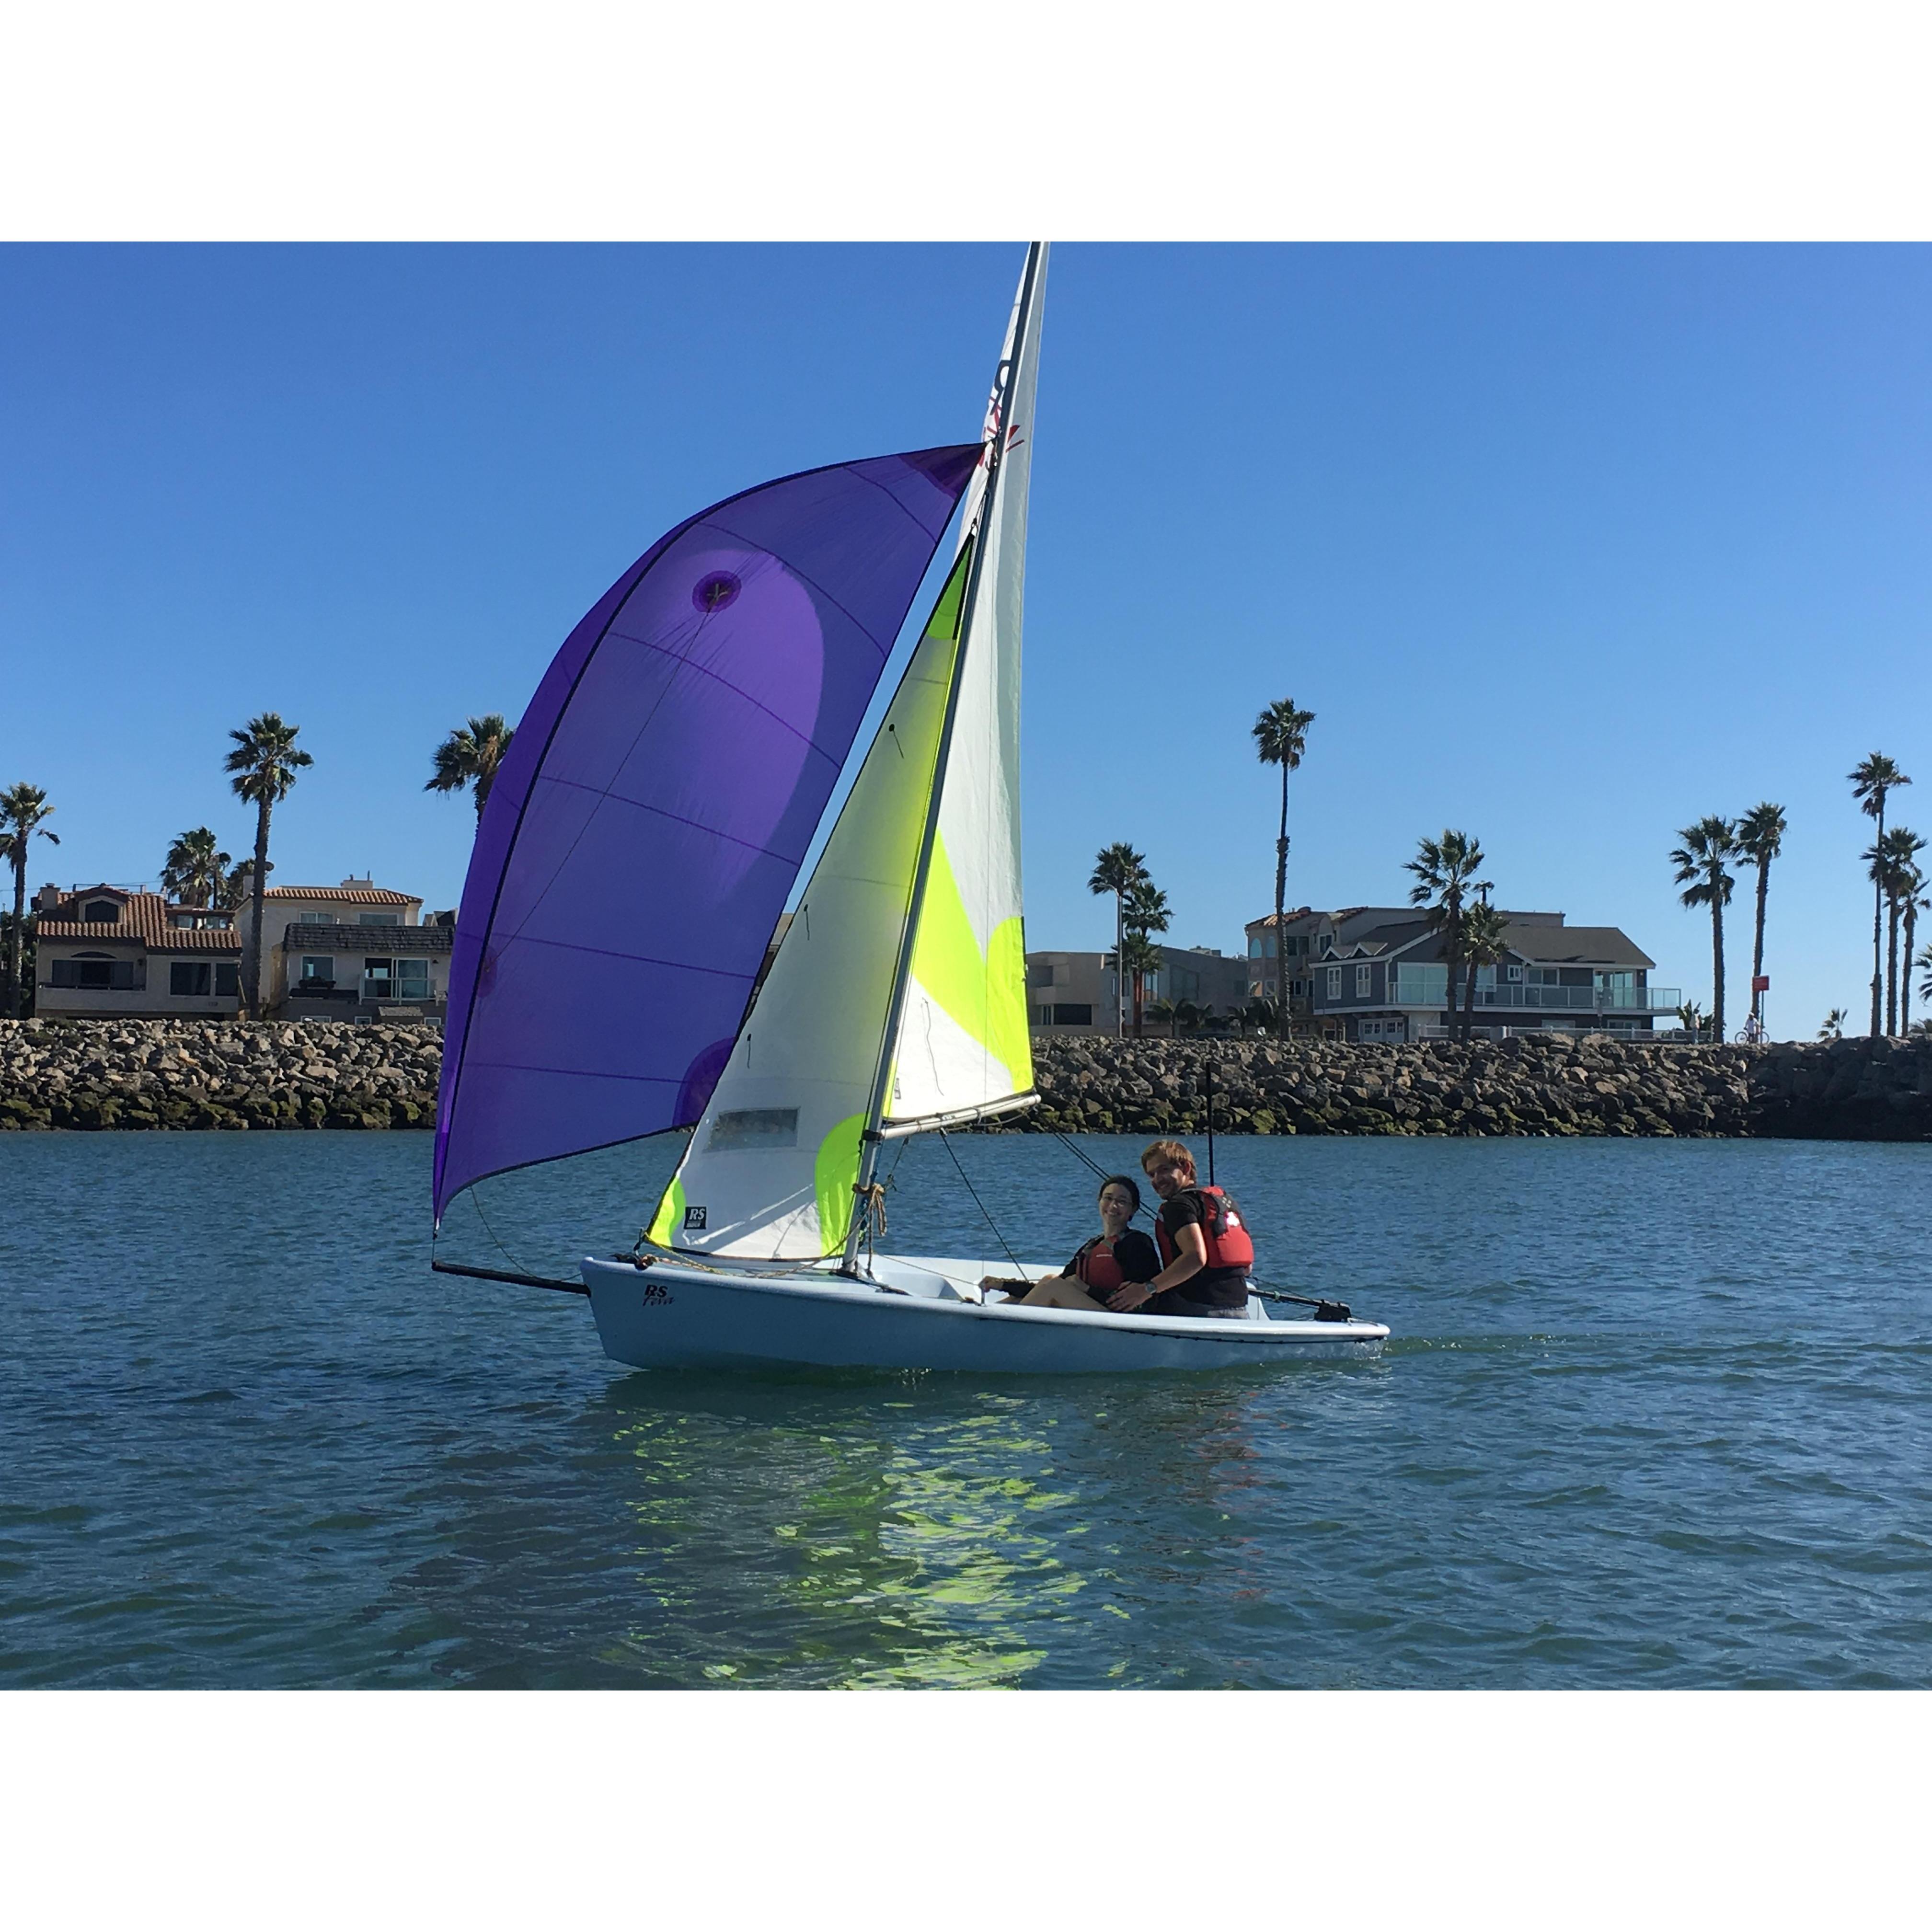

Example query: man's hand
[1108,1281,1155,1312]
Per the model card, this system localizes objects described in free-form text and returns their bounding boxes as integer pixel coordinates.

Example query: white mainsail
[648,244,1046,1263]
[883,244,1046,1131]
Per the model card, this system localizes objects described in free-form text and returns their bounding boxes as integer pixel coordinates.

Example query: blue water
[3,1129,1929,1688]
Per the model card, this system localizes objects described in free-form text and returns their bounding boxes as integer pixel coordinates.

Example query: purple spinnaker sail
[433,445,980,1226]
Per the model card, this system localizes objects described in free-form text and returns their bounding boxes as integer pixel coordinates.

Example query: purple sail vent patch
[693,571,743,615]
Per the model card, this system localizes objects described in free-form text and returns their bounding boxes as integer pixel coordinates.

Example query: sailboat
[432,245,1388,1373]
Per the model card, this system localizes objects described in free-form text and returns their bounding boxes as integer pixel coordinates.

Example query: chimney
[34,883,60,913]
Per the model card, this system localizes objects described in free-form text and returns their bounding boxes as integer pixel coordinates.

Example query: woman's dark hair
[1097,1173,1141,1212]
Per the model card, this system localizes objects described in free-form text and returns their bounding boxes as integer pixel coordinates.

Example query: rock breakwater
[0,1020,443,1131]
[1,1021,1928,1141]
[1020,1032,1932,1143]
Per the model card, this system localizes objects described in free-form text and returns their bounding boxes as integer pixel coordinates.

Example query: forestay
[432,446,980,1227]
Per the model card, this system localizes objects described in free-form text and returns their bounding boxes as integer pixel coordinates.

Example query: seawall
[1017,1032,1932,1143]
[1,1020,1929,1141]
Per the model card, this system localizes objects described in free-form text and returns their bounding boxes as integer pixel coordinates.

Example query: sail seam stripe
[492,932,756,978]
[459,1061,685,1084]
[535,774,812,865]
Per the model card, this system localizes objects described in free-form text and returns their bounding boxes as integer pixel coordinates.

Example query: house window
[300,956,335,985]
[1355,963,1371,999]
[84,901,120,924]
[215,964,239,997]
[171,961,212,997]
[1506,964,1523,982]
[362,957,394,998]
[1325,966,1341,1002]
[299,911,331,924]
[358,913,401,927]
[397,959,430,1000]
[52,955,133,990]
[1051,1002,1092,1026]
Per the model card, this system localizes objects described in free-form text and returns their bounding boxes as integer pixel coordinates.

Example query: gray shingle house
[1251,906,1676,1041]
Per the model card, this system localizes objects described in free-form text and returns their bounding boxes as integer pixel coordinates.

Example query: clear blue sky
[4,244,1928,1037]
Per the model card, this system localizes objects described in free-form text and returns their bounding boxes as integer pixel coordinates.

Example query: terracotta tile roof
[263,886,420,905]
[36,889,241,953]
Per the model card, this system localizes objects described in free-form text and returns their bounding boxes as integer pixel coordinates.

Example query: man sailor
[1103,1139,1255,1319]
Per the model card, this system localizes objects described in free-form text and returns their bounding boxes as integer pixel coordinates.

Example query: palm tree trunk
[1751,859,1770,1020]
[1132,968,1144,1039]
[1886,897,1900,1035]
[1904,901,1919,1033]
[1443,935,1460,1042]
[1118,893,1129,1039]
[1871,802,1886,1037]
[245,795,272,1021]
[1274,767,1289,1024]
[7,852,24,1021]
[1462,952,1480,1037]
[1711,890,1725,1039]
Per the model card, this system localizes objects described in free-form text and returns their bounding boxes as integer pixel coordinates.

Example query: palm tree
[1902,870,1930,1035]
[1874,827,1925,1034]
[0,783,60,1020]
[1677,1000,1709,1041]
[1851,754,1911,1037]
[1671,816,1737,1040]
[1243,996,1279,1037]
[1088,841,1147,1039]
[225,713,313,1019]
[161,827,230,909]
[1918,944,1932,1016]
[1146,996,1178,1038]
[1253,698,1315,1021]
[426,714,515,823]
[1734,802,1785,1026]
[1818,1007,1847,1041]
[1405,830,1484,1041]
[1459,900,1512,1038]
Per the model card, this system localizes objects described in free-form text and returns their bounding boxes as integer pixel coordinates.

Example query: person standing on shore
[1105,1139,1255,1319]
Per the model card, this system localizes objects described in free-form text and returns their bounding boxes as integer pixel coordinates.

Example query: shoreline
[1,1020,1928,1141]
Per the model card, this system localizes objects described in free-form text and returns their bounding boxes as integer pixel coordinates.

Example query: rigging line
[1050,1130,1160,1229]
[938,1128,1027,1277]
[469,1180,544,1281]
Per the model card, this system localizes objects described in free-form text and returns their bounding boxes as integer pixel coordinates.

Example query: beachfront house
[1025,945,1253,1033]
[33,884,243,1017]
[1266,906,1676,1041]
[244,875,453,1020]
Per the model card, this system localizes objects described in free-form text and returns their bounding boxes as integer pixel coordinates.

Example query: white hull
[582,1253,1388,1375]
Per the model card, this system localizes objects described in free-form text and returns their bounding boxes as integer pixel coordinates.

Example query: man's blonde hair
[1140,1138,1196,1176]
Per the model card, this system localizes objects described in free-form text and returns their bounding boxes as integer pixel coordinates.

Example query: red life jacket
[1155,1185,1256,1273]
[1073,1238,1127,1294]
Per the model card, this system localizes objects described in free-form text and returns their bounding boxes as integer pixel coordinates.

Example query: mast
[840,242,1046,1276]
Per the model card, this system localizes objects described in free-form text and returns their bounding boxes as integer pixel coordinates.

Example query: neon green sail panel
[646,546,972,1259]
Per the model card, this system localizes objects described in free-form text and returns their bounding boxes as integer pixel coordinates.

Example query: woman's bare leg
[1016,1277,1110,1313]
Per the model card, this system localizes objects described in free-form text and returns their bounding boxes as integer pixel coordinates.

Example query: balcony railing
[1388,973,1680,1013]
